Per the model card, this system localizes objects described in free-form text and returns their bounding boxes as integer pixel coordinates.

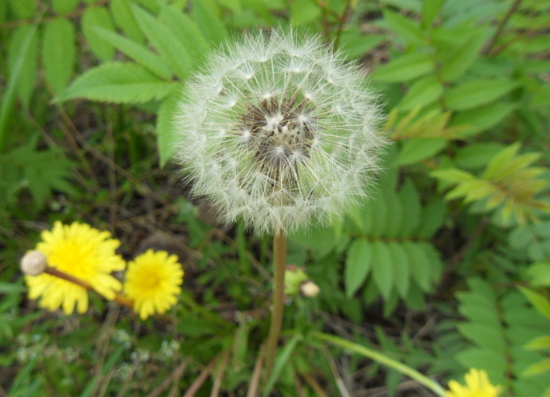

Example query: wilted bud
[300,280,320,298]
[21,250,48,276]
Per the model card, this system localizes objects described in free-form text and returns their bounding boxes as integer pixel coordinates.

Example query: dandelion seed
[175,29,387,235]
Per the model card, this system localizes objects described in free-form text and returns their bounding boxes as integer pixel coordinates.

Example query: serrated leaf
[454,143,505,169]
[157,90,180,166]
[1,24,38,151]
[483,143,520,180]
[8,25,38,109]
[93,27,171,80]
[524,336,550,351]
[403,242,432,292]
[387,242,410,298]
[399,178,421,236]
[458,323,507,351]
[290,0,321,25]
[416,199,445,238]
[519,287,550,321]
[158,4,210,61]
[43,19,75,94]
[339,31,384,59]
[422,0,443,27]
[393,138,446,166]
[110,0,145,43]
[522,359,550,377]
[444,79,518,111]
[82,7,115,61]
[193,0,228,46]
[373,53,434,82]
[440,29,487,82]
[382,187,402,238]
[345,239,372,297]
[451,102,516,135]
[9,0,35,18]
[369,188,388,238]
[59,62,175,104]
[372,241,394,300]
[131,4,192,80]
[398,75,443,110]
[52,0,79,13]
[384,9,424,46]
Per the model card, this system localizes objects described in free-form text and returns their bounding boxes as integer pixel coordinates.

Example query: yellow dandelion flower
[447,369,502,397]
[25,221,125,314]
[123,250,184,320]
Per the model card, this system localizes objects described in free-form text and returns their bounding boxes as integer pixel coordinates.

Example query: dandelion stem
[265,231,287,379]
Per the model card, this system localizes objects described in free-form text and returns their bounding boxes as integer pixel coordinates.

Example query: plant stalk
[265,231,287,379]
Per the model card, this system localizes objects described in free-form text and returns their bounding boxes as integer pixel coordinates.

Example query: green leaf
[384,9,425,46]
[482,143,520,180]
[388,242,410,298]
[458,323,507,351]
[524,336,550,351]
[158,4,211,61]
[451,102,516,135]
[8,25,39,109]
[444,79,518,111]
[1,24,38,151]
[527,262,550,287]
[42,19,75,94]
[440,29,487,82]
[431,168,475,183]
[519,287,550,321]
[421,0,443,27]
[0,282,25,294]
[156,89,181,166]
[455,348,507,383]
[454,143,505,169]
[131,4,192,80]
[52,0,80,13]
[82,6,115,61]
[393,138,447,166]
[9,0,35,18]
[416,199,445,238]
[399,178,421,236]
[339,31,385,59]
[345,239,372,297]
[109,0,145,43]
[58,62,175,104]
[398,75,443,110]
[522,359,550,377]
[403,242,432,292]
[372,241,394,300]
[93,27,172,80]
[263,334,302,396]
[290,0,321,26]
[192,0,228,46]
[373,53,434,82]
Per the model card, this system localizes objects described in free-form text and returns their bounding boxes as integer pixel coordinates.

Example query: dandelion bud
[176,30,387,235]
[300,280,320,298]
[20,250,48,276]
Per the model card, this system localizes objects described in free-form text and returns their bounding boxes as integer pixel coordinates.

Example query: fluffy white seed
[175,30,388,235]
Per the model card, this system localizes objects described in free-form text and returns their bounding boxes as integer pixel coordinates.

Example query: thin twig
[145,361,188,397]
[323,346,350,397]
[333,0,353,51]
[301,372,329,397]
[182,356,219,397]
[485,0,522,55]
[210,349,230,397]
[246,347,264,397]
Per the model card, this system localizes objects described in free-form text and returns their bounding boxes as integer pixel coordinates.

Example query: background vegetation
[1,0,550,395]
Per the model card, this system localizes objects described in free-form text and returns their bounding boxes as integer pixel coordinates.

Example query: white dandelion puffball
[175,30,387,235]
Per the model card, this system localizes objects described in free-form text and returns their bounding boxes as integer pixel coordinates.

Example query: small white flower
[175,30,387,235]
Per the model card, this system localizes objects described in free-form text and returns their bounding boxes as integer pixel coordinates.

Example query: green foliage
[432,144,550,224]
[1,0,550,395]
[454,278,550,396]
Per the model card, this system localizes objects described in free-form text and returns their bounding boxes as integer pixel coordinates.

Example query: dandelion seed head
[176,30,388,235]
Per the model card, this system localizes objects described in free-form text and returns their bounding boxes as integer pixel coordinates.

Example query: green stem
[265,231,287,379]
[312,332,448,397]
